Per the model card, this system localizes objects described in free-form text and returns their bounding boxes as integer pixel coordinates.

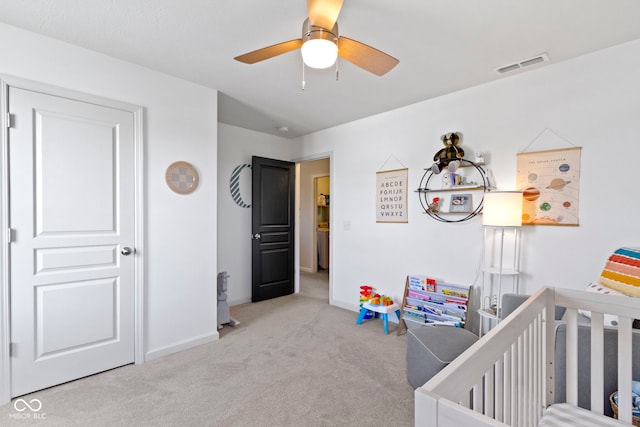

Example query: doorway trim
[294,152,333,305]
[0,75,145,404]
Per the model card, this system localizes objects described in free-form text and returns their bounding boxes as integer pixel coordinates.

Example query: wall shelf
[417,159,490,223]
[415,185,485,193]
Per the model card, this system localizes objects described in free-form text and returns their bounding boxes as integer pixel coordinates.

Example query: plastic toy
[359,285,375,319]
[359,285,373,303]
[370,294,394,306]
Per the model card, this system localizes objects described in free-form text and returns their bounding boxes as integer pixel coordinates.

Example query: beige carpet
[0,271,414,426]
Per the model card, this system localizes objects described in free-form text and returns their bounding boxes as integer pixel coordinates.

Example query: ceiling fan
[234,0,399,76]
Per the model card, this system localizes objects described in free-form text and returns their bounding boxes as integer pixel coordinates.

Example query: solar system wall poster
[516,147,581,226]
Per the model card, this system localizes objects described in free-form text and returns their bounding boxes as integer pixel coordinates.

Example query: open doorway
[297,158,330,301]
[315,175,330,272]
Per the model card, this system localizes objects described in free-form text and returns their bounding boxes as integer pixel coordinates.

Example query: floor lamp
[481,191,523,327]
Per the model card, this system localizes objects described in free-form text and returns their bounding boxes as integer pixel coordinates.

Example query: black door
[251,156,295,302]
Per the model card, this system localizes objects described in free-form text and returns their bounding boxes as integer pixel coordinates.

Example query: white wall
[293,39,640,311]
[217,123,294,305]
[0,23,219,360]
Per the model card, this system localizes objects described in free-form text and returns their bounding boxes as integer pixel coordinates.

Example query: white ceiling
[1,0,639,138]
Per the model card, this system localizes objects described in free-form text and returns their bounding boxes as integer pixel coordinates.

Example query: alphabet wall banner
[376,168,408,223]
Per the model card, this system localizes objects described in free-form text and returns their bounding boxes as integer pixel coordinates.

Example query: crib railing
[416,286,639,427]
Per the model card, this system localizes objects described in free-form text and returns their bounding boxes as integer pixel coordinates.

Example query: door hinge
[9,342,16,357]
[6,113,13,128]
[7,228,13,243]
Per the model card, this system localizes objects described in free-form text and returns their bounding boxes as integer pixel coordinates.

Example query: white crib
[416,287,639,426]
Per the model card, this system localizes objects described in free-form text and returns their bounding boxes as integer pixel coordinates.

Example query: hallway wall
[217,123,294,305]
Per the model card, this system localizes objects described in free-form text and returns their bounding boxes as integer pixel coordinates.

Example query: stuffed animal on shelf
[431,132,464,174]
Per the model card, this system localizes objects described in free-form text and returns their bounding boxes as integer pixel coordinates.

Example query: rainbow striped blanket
[600,247,640,297]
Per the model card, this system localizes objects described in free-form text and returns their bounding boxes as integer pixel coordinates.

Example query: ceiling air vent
[495,53,549,74]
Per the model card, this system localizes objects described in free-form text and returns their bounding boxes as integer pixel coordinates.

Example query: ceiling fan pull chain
[301,59,306,90]
[336,58,339,81]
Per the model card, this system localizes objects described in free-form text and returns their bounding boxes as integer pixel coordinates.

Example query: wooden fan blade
[338,37,399,76]
[307,0,343,30]
[234,39,303,64]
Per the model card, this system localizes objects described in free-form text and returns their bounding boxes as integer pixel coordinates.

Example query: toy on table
[359,285,373,301]
[370,294,394,306]
[359,285,375,320]
[360,286,395,317]
[356,291,400,334]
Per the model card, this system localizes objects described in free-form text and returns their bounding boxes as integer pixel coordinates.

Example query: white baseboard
[331,300,399,323]
[331,300,359,313]
[228,297,251,306]
[299,266,314,273]
[145,331,220,362]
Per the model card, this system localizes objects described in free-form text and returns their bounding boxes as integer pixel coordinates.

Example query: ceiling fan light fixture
[301,18,338,69]
[234,2,398,76]
[301,39,338,68]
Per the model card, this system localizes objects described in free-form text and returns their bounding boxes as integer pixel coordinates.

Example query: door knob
[252,233,261,240]
[121,247,133,256]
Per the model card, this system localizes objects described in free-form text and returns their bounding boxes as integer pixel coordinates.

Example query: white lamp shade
[301,39,338,69]
[483,191,523,226]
